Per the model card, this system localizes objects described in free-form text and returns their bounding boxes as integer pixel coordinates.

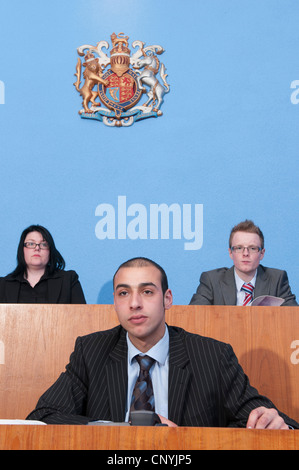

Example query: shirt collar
[234,268,257,292]
[127,325,169,367]
[11,269,61,283]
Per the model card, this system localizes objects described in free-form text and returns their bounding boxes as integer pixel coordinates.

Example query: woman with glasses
[0,225,86,303]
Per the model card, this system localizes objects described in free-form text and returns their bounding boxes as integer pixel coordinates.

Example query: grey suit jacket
[189,265,298,306]
[26,324,299,428]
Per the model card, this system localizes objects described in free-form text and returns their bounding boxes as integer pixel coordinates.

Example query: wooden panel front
[0,304,298,422]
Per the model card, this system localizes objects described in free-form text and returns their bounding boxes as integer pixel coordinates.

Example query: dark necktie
[130,355,155,412]
[241,282,254,305]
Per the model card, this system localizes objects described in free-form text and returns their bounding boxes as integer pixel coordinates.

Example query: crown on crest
[110,32,130,57]
[109,32,131,77]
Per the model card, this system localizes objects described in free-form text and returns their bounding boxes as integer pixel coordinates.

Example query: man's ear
[164,289,173,310]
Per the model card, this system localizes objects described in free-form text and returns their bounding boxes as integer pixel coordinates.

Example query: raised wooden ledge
[0,425,298,450]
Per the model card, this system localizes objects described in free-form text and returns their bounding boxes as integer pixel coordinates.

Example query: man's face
[113,265,173,352]
[229,231,265,281]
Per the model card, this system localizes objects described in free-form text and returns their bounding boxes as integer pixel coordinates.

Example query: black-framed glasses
[231,245,262,254]
[24,242,49,250]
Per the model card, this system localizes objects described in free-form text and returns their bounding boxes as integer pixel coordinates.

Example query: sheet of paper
[0,419,46,425]
[251,295,284,306]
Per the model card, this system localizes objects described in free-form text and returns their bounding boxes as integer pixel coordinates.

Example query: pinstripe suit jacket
[26,324,299,428]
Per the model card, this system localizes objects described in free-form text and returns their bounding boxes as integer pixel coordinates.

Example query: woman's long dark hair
[9,225,65,277]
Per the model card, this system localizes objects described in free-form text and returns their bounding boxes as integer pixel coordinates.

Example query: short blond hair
[229,220,264,249]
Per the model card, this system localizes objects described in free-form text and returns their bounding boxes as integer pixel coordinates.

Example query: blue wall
[1,0,299,304]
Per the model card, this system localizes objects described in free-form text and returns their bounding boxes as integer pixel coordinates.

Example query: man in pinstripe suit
[27,257,298,429]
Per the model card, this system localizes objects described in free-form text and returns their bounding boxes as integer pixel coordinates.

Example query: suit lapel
[220,267,237,305]
[46,275,62,303]
[168,326,190,425]
[5,280,20,302]
[253,265,269,299]
[106,329,128,422]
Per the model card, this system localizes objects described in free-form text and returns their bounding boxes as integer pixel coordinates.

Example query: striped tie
[241,282,254,306]
[130,355,155,412]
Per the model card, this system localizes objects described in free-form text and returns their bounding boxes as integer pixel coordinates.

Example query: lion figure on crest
[73,52,109,114]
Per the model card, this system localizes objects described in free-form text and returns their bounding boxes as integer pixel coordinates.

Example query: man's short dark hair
[113,257,169,295]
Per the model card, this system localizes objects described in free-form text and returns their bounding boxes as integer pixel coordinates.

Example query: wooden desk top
[0,424,298,450]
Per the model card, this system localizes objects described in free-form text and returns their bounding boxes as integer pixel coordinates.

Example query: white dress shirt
[125,325,169,421]
[234,269,257,305]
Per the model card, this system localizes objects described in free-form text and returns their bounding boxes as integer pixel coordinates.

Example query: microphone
[129,411,167,426]
[88,410,168,426]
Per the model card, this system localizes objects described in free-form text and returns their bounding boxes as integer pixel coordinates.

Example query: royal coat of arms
[73,33,170,127]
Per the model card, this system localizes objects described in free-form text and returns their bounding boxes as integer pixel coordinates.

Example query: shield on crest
[99,68,141,117]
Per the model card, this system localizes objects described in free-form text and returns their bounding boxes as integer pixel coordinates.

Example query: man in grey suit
[190,220,298,306]
[27,257,298,428]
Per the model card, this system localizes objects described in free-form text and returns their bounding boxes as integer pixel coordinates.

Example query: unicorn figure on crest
[133,50,170,114]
